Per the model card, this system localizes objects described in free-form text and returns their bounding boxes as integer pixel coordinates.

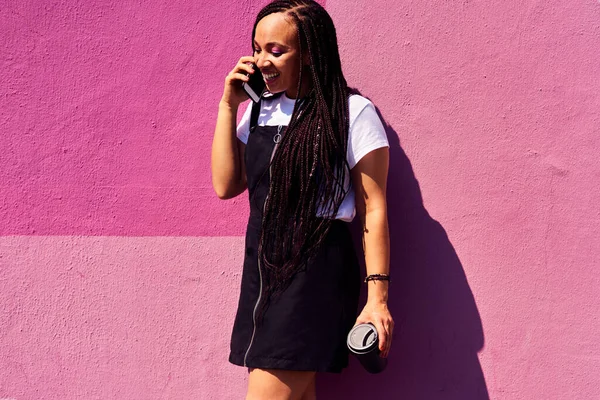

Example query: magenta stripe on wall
[1,0,327,237]
[1,1,265,236]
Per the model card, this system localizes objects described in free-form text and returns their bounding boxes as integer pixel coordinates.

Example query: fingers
[239,55,255,65]
[220,56,258,107]
[236,56,257,74]
[382,319,394,358]
[226,57,258,86]
[373,320,389,358]
[235,62,255,75]
[371,316,394,358]
[225,57,255,83]
[354,317,394,358]
[226,72,250,84]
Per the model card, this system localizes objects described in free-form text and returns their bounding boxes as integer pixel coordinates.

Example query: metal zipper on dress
[243,254,263,367]
[243,124,283,367]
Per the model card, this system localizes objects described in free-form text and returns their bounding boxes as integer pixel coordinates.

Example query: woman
[211,1,393,399]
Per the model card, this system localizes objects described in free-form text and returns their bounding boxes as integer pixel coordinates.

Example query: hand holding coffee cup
[347,323,388,374]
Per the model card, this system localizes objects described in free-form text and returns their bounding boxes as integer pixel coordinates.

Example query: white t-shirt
[236,93,389,222]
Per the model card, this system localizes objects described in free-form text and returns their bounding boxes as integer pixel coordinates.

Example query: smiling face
[253,12,311,99]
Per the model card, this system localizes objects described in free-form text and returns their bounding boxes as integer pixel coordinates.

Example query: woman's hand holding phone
[212,56,254,199]
[221,56,257,110]
[242,64,266,103]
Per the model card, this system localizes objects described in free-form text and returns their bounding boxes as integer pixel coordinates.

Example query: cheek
[285,58,302,77]
[282,54,299,69]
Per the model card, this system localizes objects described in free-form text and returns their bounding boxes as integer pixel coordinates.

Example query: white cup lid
[347,323,378,351]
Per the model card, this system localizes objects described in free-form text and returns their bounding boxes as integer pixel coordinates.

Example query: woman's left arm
[351,146,394,358]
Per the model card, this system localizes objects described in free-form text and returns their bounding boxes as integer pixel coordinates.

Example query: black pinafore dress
[229,99,361,373]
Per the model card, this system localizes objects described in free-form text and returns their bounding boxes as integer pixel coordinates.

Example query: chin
[266,85,282,94]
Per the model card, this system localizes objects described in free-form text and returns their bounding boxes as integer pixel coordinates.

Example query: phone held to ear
[242,64,266,103]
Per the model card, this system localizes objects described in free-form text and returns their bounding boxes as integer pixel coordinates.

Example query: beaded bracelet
[364,274,391,283]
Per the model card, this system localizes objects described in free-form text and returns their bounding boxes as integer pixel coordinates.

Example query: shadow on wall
[318,100,490,399]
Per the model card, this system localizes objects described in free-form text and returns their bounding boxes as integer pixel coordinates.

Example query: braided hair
[253,0,351,318]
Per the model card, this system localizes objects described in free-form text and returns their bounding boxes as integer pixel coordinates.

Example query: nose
[255,53,271,69]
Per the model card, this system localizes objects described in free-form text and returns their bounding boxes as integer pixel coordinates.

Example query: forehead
[254,12,298,46]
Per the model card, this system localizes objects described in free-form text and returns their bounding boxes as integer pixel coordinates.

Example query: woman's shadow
[319,96,490,399]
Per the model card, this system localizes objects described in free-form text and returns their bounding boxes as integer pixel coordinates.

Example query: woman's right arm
[211,56,255,199]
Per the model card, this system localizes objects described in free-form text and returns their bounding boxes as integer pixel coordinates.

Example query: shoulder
[348,94,377,127]
[345,94,388,169]
[348,94,372,112]
[347,94,384,132]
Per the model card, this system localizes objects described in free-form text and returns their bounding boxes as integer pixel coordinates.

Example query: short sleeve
[347,100,389,169]
[236,101,253,144]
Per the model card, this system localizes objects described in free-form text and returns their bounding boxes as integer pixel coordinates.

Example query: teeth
[263,72,279,80]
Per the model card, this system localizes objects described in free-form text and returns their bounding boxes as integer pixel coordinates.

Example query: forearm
[362,207,390,304]
[211,102,244,198]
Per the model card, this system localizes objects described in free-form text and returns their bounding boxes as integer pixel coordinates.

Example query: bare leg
[299,375,316,400]
[246,368,316,400]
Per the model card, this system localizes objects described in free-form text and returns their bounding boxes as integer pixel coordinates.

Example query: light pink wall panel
[0,235,246,399]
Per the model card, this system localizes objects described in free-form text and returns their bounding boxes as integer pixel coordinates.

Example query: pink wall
[1,0,599,399]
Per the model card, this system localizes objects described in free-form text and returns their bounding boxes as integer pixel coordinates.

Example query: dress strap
[250,99,261,133]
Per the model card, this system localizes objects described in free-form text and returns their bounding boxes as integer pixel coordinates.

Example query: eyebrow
[253,41,289,49]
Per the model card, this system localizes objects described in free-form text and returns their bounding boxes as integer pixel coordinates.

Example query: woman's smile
[262,71,280,84]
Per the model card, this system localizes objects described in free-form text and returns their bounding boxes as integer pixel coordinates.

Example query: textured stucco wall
[1,0,599,399]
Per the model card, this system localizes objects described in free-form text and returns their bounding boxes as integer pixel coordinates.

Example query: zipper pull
[273,125,282,144]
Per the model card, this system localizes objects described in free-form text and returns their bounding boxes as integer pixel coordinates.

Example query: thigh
[246,368,315,400]
[299,376,316,400]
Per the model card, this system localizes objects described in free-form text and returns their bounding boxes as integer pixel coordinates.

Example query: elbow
[212,181,242,200]
[212,175,230,199]
[361,203,388,223]
[213,185,234,200]
[212,172,246,199]
[217,192,235,200]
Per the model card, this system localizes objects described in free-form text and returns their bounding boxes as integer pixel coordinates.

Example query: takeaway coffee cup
[347,323,388,373]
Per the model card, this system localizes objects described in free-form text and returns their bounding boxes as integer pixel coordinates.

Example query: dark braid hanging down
[253,0,351,319]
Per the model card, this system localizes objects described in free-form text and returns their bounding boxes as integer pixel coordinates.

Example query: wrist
[366,296,388,305]
[364,273,390,283]
[219,99,238,112]
[367,281,389,304]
